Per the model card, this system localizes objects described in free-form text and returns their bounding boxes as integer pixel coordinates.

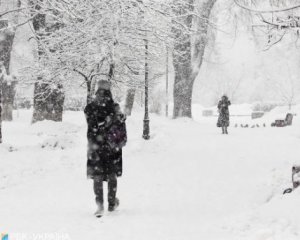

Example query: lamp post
[143,38,150,140]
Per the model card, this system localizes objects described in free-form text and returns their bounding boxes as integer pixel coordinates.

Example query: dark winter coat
[107,112,127,177]
[217,98,231,127]
[84,92,126,181]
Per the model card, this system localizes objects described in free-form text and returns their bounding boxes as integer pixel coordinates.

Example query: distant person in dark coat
[84,80,127,217]
[217,95,231,134]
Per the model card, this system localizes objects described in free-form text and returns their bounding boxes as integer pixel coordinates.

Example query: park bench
[271,113,293,127]
[283,165,300,194]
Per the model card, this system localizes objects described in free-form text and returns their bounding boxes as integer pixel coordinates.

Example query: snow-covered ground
[0,106,300,240]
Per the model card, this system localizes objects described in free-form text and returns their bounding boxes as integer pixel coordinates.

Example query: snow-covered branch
[234,0,300,13]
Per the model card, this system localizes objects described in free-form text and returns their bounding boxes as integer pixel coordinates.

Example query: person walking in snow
[84,80,127,218]
[217,95,231,134]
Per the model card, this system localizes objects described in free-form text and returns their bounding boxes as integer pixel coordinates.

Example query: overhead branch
[234,0,300,13]
[73,68,88,81]
[256,14,300,29]
[124,63,140,75]
[263,30,287,51]
[0,7,26,18]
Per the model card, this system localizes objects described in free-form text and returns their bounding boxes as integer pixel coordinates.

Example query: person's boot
[108,198,119,212]
[222,127,225,134]
[94,202,104,218]
[225,127,228,134]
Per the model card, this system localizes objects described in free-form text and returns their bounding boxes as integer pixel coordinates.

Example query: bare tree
[124,88,136,116]
[0,0,220,124]
[24,1,174,114]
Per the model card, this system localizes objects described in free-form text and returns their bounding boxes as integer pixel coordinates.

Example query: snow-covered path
[1,110,300,240]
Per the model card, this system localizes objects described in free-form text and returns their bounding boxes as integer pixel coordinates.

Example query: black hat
[97,80,111,91]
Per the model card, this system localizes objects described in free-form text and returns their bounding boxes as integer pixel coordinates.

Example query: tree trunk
[31,9,48,123]
[0,20,14,74]
[173,75,194,117]
[52,84,65,121]
[172,0,194,118]
[0,20,17,122]
[31,8,65,122]
[32,82,65,123]
[32,82,50,123]
[172,0,216,118]
[0,1,21,141]
[2,80,17,121]
[165,47,169,117]
[0,20,14,142]
[124,88,136,116]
